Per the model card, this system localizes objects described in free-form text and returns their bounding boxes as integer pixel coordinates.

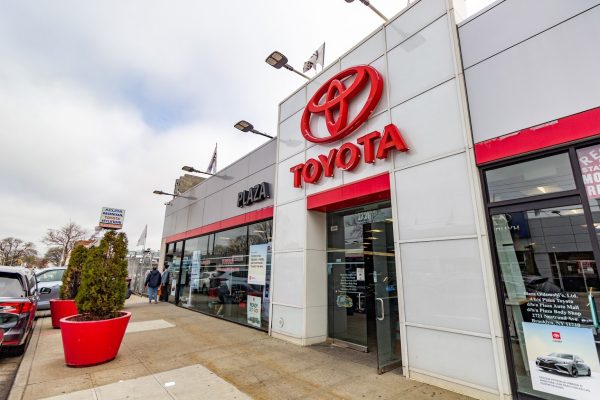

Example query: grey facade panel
[459,0,600,68]
[463,5,600,143]
[162,141,276,240]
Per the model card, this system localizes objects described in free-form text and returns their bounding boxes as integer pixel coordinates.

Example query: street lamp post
[265,51,310,80]
[152,190,197,200]
[181,166,214,175]
[234,120,274,139]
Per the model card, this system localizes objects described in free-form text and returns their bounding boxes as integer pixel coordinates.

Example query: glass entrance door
[327,201,402,373]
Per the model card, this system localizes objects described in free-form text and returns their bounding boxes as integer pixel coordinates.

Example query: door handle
[376,298,384,321]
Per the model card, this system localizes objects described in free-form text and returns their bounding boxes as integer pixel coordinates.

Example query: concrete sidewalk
[9,295,474,400]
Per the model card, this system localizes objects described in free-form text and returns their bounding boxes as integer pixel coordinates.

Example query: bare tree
[43,247,64,266]
[0,237,38,266]
[42,222,87,265]
[22,253,48,268]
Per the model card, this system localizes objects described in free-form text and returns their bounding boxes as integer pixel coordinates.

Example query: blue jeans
[148,286,158,302]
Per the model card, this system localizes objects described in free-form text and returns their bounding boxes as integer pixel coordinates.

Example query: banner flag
[303,42,325,73]
[207,143,217,174]
[136,224,147,247]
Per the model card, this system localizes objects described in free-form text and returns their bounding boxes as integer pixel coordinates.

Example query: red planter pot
[49,299,78,329]
[60,311,131,367]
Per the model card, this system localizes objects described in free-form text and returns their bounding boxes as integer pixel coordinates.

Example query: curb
[8,316,44,400]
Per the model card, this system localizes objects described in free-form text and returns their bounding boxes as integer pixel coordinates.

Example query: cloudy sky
[0,0,493,256]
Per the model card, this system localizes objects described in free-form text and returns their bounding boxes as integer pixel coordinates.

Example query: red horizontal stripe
[165,206,274,243]
[307,173,391,212]
[475,107,600,165]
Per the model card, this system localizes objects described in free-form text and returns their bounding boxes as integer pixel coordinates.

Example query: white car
[36,267,66,310]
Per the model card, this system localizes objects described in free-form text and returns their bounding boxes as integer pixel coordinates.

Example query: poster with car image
[247,295,261,328]
[523,322,600,399]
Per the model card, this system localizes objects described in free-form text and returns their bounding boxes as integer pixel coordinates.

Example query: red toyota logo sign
[301,65,383,143]
[290,64,409,188]
[552,332,561,340]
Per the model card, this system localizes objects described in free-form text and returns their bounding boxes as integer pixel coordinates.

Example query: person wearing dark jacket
[145,265,162,304]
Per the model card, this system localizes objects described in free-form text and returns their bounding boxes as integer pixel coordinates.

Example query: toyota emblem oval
[300,65,384,144]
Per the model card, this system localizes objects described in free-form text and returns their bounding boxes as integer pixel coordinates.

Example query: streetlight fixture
[265,51,310,80]
[152,190,196,200]
[234,120,274,139]
[181,166,214,175]
[344,0,389,22]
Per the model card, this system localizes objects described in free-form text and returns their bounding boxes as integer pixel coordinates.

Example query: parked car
[536,353,592,377]
[35,267,66,310]
[0,266,38,354]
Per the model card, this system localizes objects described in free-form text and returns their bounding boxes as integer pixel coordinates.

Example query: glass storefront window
[170,220,272,331]
[577,144,600,248]
[178,236,209,309]
[486,148,600,400]
[492,204,600,399]
[486,153,576,202]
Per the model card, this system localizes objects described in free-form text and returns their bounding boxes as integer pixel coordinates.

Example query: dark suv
[0,266,38,354]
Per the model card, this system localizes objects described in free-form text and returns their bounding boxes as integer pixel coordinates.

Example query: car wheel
[587,369,592,377]
[571,367,578,377]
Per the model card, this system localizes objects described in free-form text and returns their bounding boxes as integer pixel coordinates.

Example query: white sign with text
[248,243,270,285]
[247,295,261,328]
[523,322,600,399]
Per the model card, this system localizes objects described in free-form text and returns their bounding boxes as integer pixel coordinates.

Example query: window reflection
[486,153,576,202]
[577,144,600,252]
[493,205,600,399]
[175,220,272,331]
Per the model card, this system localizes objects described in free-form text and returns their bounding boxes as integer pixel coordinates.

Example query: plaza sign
[237,182,271,208]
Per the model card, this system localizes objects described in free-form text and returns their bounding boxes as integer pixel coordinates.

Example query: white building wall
[161,139,277,240]
[459,0,600,143]
[271,0,509,398]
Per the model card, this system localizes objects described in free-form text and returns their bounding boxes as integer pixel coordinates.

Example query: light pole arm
[284,64,310,80]
[367,3,389,22]
[251,129,274,139]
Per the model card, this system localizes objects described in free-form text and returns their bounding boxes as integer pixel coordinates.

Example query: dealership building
[159,1,600,399]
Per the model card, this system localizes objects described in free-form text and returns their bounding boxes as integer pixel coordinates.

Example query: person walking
[145,265,162,304]
[160,263,171,302]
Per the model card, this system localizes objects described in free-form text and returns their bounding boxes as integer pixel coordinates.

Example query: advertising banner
[247,295,261,328]
[99,207,125,229]
[577,145,600,199]
[185,251,202,307]
[170,278,177,296]
[248,243,270,285]
[523,322,600,399]
[191,251,201,291]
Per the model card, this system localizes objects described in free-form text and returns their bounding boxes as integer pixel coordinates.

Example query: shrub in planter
[60,231,131,367]
[60,245,88,300]
[50,245,88,328]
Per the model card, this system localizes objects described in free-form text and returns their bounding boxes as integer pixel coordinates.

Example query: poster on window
[523,322,600,399]
[170,278,177,296]
[247,295,261,328]
[577,145,600,199]
[191,251,201,291]
[248,243,270,285]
